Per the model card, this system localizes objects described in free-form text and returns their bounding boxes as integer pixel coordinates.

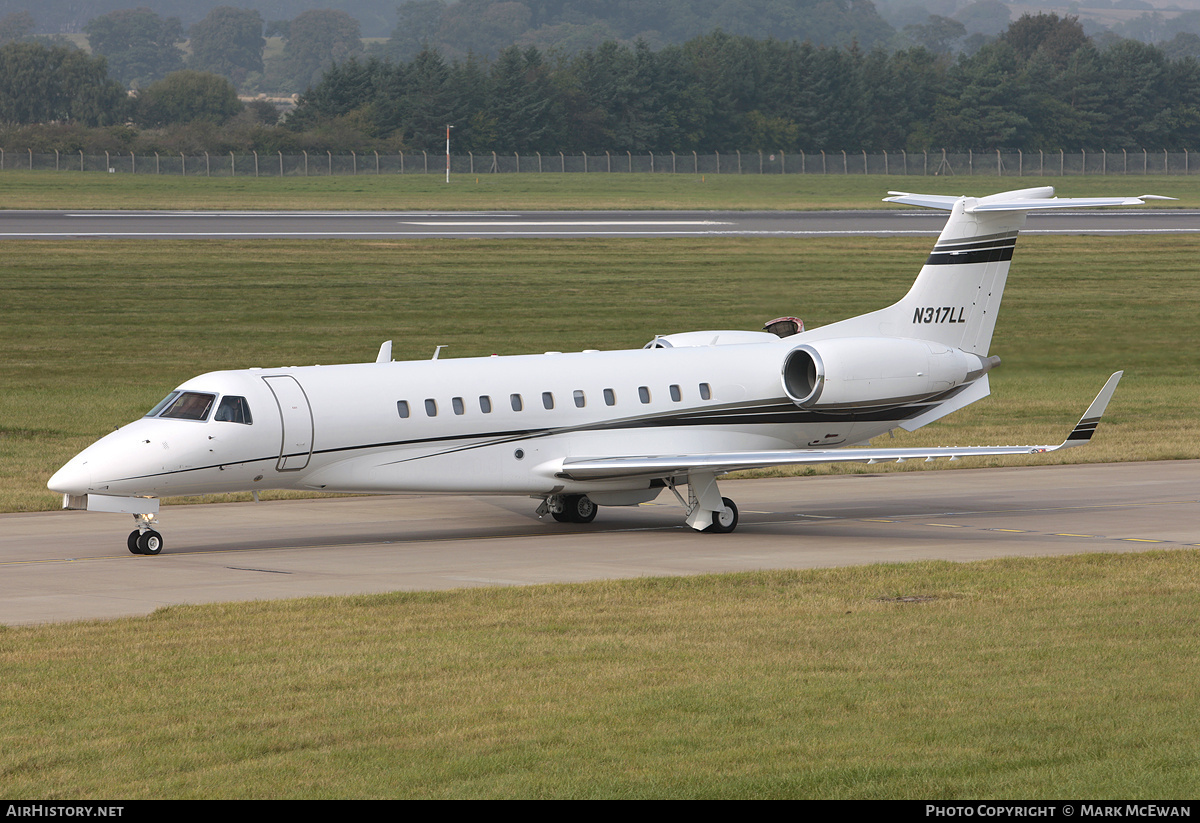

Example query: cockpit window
[214,395,253,425]
[144,391,180,418]
[157,391,217,421]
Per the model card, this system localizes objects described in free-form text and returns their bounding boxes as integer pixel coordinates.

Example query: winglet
[1059,371,1123,448]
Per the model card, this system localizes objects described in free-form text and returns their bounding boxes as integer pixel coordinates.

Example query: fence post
[840,150,845,174]
[182,152,186,175]
[155,152,159,174]
[351,150,356,175]
[1102,149,1106,175]
[715,151,719,174]
[1059,149,1064,176]
[923,150,927,175]
[737,150,742,174]
[254,151,259,177]
[1081,148,1085,176]
[327,150,332,175]
[559,151,564,172]
[583,151,587,173]
[206,152,210,177]
[1164,148,1169,173]
[901,149,906,175]
[104,150,109,172]
[781,151,785,174]
[279,151,283,177]
[31,148,34,170]
[399,151,404,173]
[694,150,698,173]
[230,151,235,177]
[1185,148,1188,174]
[83,150,86,172]
[1,148,4,170]
[55,149,59,171]
[423,150,428,174]
[303,150,307,176]
[1039,150,1043,176]
[996,148,1001,176]
[1143,148,1147,174]
[883,150,887,175]
[469,151,474,174]
[801,150,805,173]
[671,150,676,173]
[607,151,611,172]
[821,150,826,174]
[1018,149,1022,176]
[515,152,520,173]
[1123,149,1127,174]
[375,150,379,174]
[628,151,632,173]
[862,149,866,173]
[968,148,972,174]
[650,151,654,172]
[534,151,539,172]
[761,150,764,174]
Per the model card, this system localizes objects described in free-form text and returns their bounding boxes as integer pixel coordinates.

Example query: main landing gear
[538,472,741,533]
[127,512,164,555]
[540,494,598,523]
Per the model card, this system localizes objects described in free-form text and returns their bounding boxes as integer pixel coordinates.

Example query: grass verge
[2,555,1198,798]
[0,171,1196,210]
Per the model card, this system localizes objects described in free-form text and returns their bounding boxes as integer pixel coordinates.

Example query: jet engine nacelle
[781,337,997,409]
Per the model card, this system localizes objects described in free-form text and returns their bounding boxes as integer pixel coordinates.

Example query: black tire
[704,497,739,533]
[571,495,597,524]
[551,508,572,522]
[127,530,143,555]
[137,530,164,555]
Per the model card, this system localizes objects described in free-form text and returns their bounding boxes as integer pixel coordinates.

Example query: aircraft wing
[556,372,1122,482]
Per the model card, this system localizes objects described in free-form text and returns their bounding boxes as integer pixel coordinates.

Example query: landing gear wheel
[136,530,164,555]
[704,497,739,533]
[569,495,597,524]
[551,508,572,523]
[127,530,143,555]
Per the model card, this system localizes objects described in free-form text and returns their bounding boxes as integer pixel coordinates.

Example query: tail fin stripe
[926,245,1015,266]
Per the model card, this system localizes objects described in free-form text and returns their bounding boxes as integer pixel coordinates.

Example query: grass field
[3,234,1196,512]
[0,170,1197,210]
[3,555,1199,798]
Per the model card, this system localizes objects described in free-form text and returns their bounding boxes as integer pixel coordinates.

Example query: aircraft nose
[47,458,91,495]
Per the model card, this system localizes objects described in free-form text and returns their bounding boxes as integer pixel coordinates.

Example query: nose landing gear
[127,512,164,555]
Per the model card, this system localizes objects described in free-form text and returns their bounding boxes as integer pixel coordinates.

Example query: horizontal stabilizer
[557,373,1122,482]
[885,190,1175,212]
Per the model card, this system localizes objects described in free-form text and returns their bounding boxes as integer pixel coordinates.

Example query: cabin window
[510,393,523,412]
[699,383,712,400]
[573,390,586,408]
[214,395,253,425]
[479,396,492,413]
[425,399,438,417]
[158,391,217,421]
[638,386,651,404]
[397,401,410,419]
[669,384,682,402]
[452,397,465,415]
[604,388,616,406]
[542,392,554,410]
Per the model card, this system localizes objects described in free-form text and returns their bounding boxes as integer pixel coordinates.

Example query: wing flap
[557,373,1122,482]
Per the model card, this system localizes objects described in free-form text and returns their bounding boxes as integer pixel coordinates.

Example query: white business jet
[49,187,1162,555]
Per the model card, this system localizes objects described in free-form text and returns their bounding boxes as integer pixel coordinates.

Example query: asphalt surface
[1,208,1198,238]
[4,461,1197,626]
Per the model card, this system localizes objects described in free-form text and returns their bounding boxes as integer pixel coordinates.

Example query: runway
[1,208,1197,238]
[4,460,1197,626]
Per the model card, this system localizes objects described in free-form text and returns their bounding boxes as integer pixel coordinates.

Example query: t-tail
[810,187,1172,355]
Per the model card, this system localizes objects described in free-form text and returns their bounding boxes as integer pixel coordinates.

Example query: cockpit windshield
[154,391,217,421]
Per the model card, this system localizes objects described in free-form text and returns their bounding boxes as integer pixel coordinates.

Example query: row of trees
[289,15,1200,153]
[76,6,359,93]
[2,14,1199,155]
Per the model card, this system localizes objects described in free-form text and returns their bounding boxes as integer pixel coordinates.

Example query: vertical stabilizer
[807,188,1171,356]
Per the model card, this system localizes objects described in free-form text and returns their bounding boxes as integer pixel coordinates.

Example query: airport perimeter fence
[1,147,1195,176]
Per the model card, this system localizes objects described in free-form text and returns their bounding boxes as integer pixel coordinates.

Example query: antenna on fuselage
[432,345,447,360]
[376,340,393,363]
